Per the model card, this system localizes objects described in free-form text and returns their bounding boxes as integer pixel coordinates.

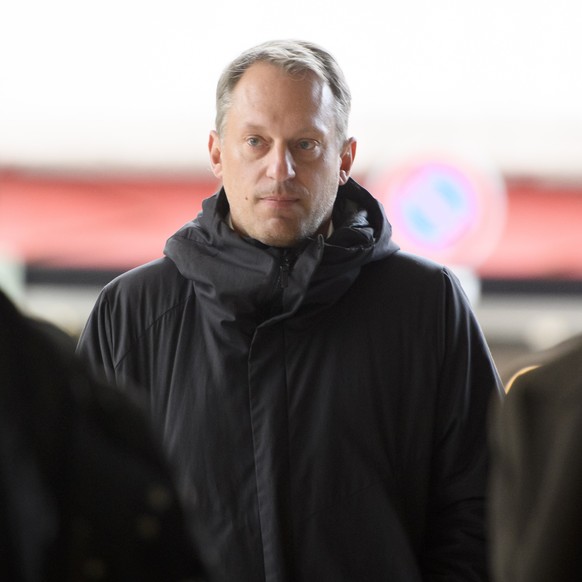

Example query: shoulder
[105,257,182,290]
[103,257,188,299]
[507,335,582,403]
[96,257,193,327]
[365,249,460,293]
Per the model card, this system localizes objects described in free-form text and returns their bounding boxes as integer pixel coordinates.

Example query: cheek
[223,150,261,182]
[315,163,342,192]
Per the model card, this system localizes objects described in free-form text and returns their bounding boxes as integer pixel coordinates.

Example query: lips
[257,185,305,210]
[262,196,299,202]
[260,198,300,214]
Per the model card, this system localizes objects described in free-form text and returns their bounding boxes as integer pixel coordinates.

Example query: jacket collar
[164,178,399,326]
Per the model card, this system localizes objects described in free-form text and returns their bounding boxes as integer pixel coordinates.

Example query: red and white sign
[372,154,507,268]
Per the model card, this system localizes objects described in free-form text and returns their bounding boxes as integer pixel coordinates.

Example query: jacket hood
[164,178,399,325]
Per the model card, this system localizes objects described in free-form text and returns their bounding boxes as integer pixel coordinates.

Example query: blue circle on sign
[395,163,478,250]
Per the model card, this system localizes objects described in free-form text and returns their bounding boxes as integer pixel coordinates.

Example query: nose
[265,144,296,181]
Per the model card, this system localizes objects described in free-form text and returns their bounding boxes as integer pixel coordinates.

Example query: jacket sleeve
[77,289,119,386]
[422,268,504,582]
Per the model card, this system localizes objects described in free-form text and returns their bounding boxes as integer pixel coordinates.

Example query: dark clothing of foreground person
[79,177,502,581]
[489,335,582,582]
[0,289,208,581]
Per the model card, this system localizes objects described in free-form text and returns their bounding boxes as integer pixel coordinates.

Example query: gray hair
[215,39,352,144]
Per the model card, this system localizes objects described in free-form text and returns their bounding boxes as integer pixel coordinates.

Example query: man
[78,39,503,581]
[489,335,582,582]
[0,289,209,581]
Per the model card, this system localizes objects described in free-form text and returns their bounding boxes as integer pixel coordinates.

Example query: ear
[339,137,357,185]
[208,130,223,178]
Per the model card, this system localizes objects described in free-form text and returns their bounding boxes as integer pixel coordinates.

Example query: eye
[296,139,318,151]
[246,136,263,148]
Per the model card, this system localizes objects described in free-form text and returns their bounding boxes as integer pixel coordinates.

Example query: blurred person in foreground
[489,334,582,582]
[0,288,209,581]
[77,39,503,581]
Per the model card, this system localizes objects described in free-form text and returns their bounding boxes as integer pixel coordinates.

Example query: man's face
[209,62,356,247]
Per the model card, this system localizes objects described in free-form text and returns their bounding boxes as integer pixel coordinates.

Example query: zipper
[279,254,291,289]
[259,251,291,322]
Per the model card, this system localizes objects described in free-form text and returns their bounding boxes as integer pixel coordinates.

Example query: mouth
[259,194,301,208]
[263,195,299,202]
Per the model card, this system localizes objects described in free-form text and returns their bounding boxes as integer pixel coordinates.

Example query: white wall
[1,0,581,177]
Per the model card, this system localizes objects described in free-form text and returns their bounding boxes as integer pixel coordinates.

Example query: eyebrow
[238,122,327,138]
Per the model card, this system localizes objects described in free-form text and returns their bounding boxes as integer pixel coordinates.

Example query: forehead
[226,62,335,130]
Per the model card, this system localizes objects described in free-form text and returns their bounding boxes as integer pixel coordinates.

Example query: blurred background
[1,0,581,383]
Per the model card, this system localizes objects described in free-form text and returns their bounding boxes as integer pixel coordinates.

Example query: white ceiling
[1,0,581,177]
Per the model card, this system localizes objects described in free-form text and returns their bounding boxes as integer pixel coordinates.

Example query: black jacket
[78,178,503,582]
[0,290,207,582]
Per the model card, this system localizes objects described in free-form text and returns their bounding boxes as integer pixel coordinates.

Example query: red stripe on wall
[1,171,581,279]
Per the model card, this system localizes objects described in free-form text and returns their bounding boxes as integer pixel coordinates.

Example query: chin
[251,219,306,248]
[254,229,302,248]
[259,236,299,248]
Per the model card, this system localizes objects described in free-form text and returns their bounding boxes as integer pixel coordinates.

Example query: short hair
[215,39,352,144]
